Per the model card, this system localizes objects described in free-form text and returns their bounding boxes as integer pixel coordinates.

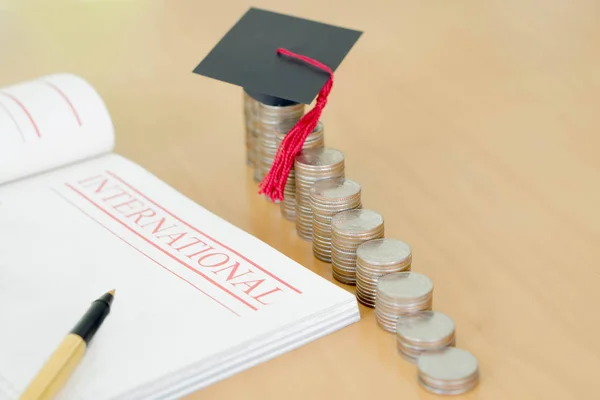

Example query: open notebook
[0,74,359,399]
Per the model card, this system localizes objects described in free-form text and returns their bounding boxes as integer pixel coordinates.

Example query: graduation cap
[193,7,362,200]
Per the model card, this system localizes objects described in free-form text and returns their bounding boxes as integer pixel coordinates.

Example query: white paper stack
[0,74,360,400]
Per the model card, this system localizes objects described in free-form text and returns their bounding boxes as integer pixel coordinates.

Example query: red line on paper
[0,100,25,142]
[105,170,303,294]
[52,189,240,317]
[64,183,258,311]
[41,80,82,126]
[0,91,40,137]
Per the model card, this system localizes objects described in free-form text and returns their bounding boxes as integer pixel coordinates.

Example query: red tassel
[258,48,334,202]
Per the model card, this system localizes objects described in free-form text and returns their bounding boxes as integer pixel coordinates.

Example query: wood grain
[1,1,599,398]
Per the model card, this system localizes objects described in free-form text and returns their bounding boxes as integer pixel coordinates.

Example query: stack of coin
[309,178,362,262]
[417,347,479,395]
[395,311,456,362]
[375,272,433,333]
[255,102,304,183]
[330,209,384,284]
[294,148,345,240]
[355,238,412,307]
[276,121,325,221]
[242,92,260,168]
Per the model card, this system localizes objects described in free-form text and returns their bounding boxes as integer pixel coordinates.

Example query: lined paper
[0,154,357,399]
[0,74,114,185]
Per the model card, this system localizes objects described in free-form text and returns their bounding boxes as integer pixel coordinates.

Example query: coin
[294,148,345,240]
[378,271,433,301]
[330,209,384,285]
[396,311,456,362]
[254,102,304,183]
[375,272,433,332]
[354,238,412,307]
[276,122,325,221]
[417,347,479,395]
[310,178,362,262]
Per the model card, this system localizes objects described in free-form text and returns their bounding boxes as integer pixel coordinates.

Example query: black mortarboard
[192,7,362,106]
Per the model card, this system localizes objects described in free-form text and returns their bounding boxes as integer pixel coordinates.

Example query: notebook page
[0,153,357,400]
[0,74,114,185]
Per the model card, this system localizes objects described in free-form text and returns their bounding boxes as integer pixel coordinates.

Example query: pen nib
[108,289,116,296]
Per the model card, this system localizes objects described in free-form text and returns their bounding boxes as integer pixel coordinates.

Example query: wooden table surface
[2,1,600,399]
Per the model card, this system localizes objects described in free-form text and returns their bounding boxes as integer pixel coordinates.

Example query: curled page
[0,73,114,184]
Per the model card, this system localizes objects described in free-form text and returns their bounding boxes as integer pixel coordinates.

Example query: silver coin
[356,238,411,266]
[296,147,344,169]
[396,311,455,345]
[356,286,377,297]
[312,232,332,243]
[258,102,304,118]
[296,232,312,241]
[314,253,332,263]
[334,230,385,241]
[375,317,397,332]
[312,234,332,244]
[333,232,384,245]
[377,272,433,300]
[276,121,324,144]
[398,335,456,357]
[375,312,402,324]
[357,262,411,276]
[296,207,313,215]
[397,337,457,363]
[255,103,304,186]
[356,282,377,293]
[356,289,375,298]
[330,245,359,254]
[356,279,378,289]
[356,292,376,307]
[310,177,361,201]
[295,215,313,224]
[332,262,358,272]
[332,272,355,285]
[313,206,362,219]
[332,255,357,264]
[356,282,376,292]
[294,148,344,240]
[331,251,358,261]
[313,247,331,255]
[331,264,357,272]
[313,247,332,257]
[313,236,331,245]
[312,240,331,250]
[311,196,360,205]
[312,240,331,249]
[277,122,324,221]
[296,202,312,211]
[417,347,479,395]
[376,295,433,310]
[378,304,434,319]
[331,209,384,234]
[375,301,429,317]
[312,218,332,230]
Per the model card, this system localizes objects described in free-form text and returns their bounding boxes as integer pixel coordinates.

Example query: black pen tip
[98,290,115,306]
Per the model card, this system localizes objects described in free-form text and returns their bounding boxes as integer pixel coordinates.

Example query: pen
[20,290,115,400]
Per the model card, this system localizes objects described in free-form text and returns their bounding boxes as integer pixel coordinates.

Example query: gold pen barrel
[20,334,86,400]
[20,290,113,399]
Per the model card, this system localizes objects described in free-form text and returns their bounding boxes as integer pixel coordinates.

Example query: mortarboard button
[192,7,362,106]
